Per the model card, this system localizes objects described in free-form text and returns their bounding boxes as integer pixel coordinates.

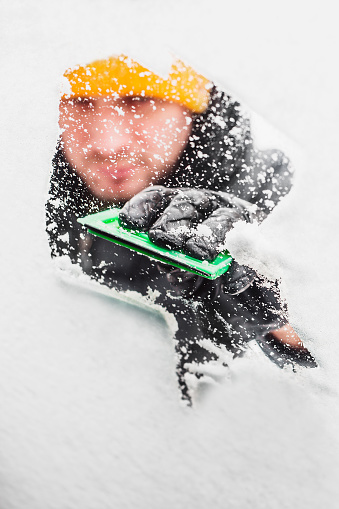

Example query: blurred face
[59,95,192,202]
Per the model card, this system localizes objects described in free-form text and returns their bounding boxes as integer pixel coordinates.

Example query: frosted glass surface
[1,1,339,507]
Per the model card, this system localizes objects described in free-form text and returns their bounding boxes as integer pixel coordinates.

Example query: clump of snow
[54,255,179,336]
[226,219,284,282]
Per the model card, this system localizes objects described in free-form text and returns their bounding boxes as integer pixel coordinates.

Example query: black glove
[119,185,256,261]
[157,260,257,300]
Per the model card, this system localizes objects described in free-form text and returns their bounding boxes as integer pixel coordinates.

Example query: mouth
[96,163,135,181]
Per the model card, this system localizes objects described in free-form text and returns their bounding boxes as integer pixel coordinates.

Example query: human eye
[131,95,149,103]
[130,96,152,108]
[120,95,149,116]
[73,97,95,110]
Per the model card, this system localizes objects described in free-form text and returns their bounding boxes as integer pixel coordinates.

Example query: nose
[89,106,133,158]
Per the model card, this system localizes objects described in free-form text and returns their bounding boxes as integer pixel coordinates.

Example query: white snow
[1,1,339,508]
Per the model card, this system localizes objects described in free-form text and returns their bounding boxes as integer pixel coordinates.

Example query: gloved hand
[119,185,257,261]
[157,260,257,299]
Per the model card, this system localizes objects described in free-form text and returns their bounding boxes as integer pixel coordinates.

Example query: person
[46,55,316,404]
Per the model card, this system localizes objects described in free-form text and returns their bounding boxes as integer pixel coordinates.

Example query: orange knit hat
[62,54,211,114]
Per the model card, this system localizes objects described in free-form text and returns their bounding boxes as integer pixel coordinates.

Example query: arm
[45,147,102,262]
[174,84,293,221]
[227,147,294,218]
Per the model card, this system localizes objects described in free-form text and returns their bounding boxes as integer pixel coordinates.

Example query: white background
[1,1,339,507]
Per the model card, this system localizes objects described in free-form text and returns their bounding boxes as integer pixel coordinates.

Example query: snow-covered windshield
[3,4,339,505]
[46,55,317,406]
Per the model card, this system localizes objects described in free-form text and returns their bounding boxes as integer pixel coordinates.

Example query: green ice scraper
[78,208,233,280]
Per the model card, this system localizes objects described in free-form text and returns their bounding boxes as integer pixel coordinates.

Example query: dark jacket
[46,85,293,402]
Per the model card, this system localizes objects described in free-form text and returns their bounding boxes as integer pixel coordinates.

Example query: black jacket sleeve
[227,147,293,218]
[171,84,294,221]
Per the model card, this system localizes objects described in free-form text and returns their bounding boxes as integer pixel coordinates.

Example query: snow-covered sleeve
[45,150,86,262]
[45,147,108,263]
[45,168,73,259]
[200,87,294,219]
[226,146,293,219]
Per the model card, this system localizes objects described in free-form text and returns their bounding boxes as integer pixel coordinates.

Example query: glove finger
[185,207,243,260]
[149,189,220,250]
[157,263,195,279]
[119,185,176,231]
[221,260,257,295]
